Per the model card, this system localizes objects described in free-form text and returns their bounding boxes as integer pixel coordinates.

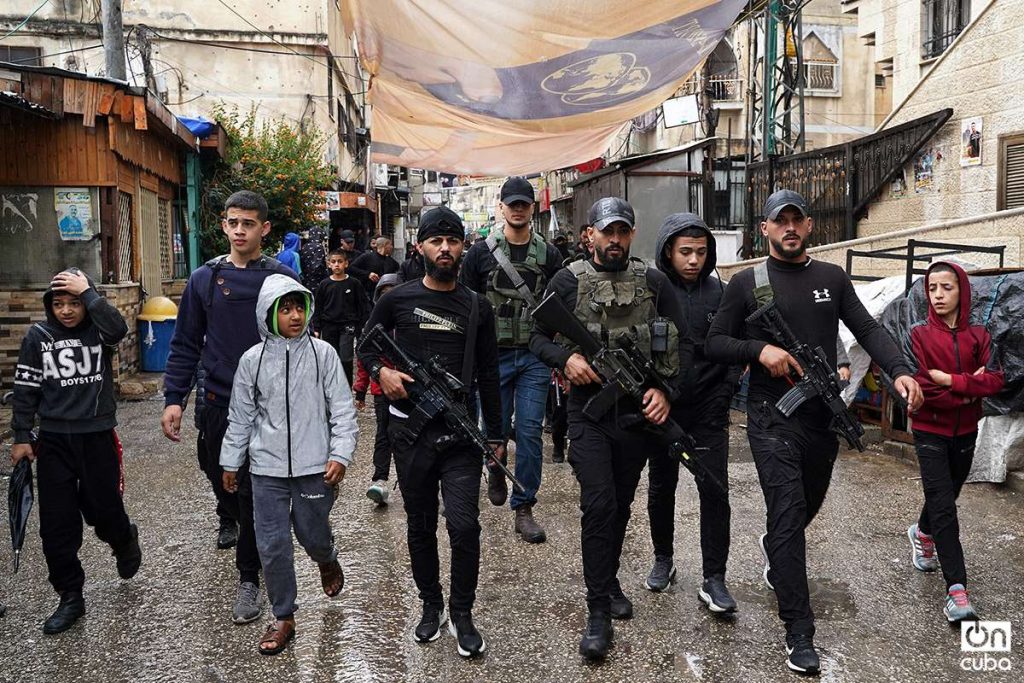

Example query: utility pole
[100,0,127,81]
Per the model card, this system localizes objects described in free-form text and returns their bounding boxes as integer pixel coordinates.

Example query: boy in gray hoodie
[220,274,358,655]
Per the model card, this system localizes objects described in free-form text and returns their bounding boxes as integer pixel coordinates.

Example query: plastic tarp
[342,0,748,175]
[177,115,216,139]
[880,271,1024,483]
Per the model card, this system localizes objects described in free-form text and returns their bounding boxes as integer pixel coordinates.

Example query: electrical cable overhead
[0,0,51,42]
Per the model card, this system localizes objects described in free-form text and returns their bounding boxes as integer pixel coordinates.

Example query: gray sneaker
[759,533,774,591]
[232,582,262,625]
[907,524,939,572]
[944,584,978,623]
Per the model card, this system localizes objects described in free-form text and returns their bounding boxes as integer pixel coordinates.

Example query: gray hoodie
[221,274,358,476]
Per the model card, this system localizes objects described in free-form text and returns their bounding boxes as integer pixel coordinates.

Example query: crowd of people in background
[6,179,1006,677]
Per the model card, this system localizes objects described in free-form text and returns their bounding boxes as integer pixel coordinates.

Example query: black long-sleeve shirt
[705,256,912,404]
[348,250,399,297]
[356,280,503,439]
[459,237,564,296]
[311,275,368,333]
[529,259,688,409]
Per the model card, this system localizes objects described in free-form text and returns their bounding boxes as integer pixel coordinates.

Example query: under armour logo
[813,288,832,302]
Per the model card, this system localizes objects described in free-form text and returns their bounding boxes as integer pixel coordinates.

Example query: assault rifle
[745,300,865,451]
[532,293,726,496]
[357,324,524,494]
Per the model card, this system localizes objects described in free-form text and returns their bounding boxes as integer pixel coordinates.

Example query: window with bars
[998,134,1024,211]
[922,0,970,59]
[804,62,839,92]
[0,46,42,65]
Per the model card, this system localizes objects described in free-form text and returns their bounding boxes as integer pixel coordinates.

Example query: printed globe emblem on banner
[542,53,651,106]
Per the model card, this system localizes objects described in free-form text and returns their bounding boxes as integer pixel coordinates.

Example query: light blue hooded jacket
[221,274,358,476]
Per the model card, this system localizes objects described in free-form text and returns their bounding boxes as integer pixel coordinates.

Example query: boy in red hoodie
[907,261,1003,622]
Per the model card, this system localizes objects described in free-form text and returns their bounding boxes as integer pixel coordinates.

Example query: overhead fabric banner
[342,0,748,175]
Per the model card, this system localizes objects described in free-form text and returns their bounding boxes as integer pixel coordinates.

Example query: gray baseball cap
[588,197,635,231]
[763,189,809,220]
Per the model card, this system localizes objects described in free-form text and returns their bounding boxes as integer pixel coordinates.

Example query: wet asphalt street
[1,399,1022,683]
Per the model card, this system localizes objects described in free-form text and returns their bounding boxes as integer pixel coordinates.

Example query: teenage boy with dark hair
[312,248,369,386]
[11,268,141,634]
[906,261,1004,622]
[648,213,737,612]
[221,275,357,655]
[160,190,298,626]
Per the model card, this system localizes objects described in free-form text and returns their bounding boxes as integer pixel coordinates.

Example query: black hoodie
[11,270,129,442]
[655,213,735,405]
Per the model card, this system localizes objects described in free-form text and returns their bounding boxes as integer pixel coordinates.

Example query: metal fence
[744,108,953,258]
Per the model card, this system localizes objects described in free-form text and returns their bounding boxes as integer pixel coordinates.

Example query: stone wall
[161,279,187,306]
[0,283,144,392]
[718,207,1024,281]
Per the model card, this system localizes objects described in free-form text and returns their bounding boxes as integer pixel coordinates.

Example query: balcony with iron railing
[678,73,745,106]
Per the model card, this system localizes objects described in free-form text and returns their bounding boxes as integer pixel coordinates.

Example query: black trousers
[549,384,568,453]
[36,430,133,594]
[321,325,356,387]
[372,394,392,481]
[647,397,731,578]
[197,405,261,585]
[747,399,839,638]
[567,406,654,615]
[914,430,977,589]
[390,415,482,614]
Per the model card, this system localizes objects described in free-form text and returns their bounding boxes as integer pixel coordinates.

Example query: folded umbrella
[8,458,33,574]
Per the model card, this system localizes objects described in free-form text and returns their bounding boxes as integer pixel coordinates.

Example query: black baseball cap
[588,197,635,231]
[417,206,465,242]
[500,177,535,205]
[339,229,355,242]
[763,189,809,220]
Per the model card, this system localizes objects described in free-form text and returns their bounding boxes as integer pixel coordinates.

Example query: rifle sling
[485,233,538,307]
[460,290,480,396]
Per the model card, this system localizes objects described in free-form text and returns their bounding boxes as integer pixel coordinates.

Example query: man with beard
[349,237,400,302]
[460,177,563,543]
[530,197,687,660]
[357,206,503,659]
[706,189,923,675]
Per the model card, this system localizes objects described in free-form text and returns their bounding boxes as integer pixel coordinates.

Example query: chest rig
[567,257,679,378]
[485,232,548,346]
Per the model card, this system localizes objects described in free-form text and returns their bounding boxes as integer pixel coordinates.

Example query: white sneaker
[759,533,774,591]
[367,481,390,506]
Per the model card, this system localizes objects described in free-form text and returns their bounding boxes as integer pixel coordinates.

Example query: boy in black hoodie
[648,213,737,612]
[11,268,141,635]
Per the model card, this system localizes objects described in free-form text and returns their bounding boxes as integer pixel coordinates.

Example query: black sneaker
[699,575,738,614]
[448,611,486,657]
[609,584,633,620]
[113,523,142,579]
[645,555,676,592]
[414,603,446,643]
[42,591,85,635]
[786,634,821,675]
[579,612,613,660]
[217,522,239,549]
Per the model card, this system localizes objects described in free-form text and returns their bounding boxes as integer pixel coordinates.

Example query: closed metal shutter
[1005,142,1024,210]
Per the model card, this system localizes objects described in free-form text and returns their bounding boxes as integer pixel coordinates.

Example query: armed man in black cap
[460,176,564,543]
[530,197,687,661]
[357,206,504,659]
[706,189,923,676]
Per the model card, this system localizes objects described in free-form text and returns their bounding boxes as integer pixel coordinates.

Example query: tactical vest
[485,232,548,346]
[567,257,680,379]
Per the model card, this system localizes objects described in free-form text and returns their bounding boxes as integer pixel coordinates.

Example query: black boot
[551,436,565,463]
[43,591,85,635]
[609,582,633,620]
[514,505,547,543]
[217,520,239,549]
[579,612,613,660]
[486,457,508,507]
[113,523,142,579]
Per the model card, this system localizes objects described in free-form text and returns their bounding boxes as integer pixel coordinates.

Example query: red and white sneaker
[907,524,939,572]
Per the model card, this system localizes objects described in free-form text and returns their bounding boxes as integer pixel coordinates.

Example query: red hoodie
[910,262,1004,437]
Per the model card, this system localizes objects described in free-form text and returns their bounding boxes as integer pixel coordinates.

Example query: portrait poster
[54,188,94,240]
[960,118,982,167]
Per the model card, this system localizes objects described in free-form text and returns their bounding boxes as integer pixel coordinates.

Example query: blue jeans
[498,348,549,509]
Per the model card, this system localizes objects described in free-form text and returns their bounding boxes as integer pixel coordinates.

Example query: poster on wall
[914,148,942,192]
[890,169,907,199]
[960,118,983,167]
[54,188,94,240]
